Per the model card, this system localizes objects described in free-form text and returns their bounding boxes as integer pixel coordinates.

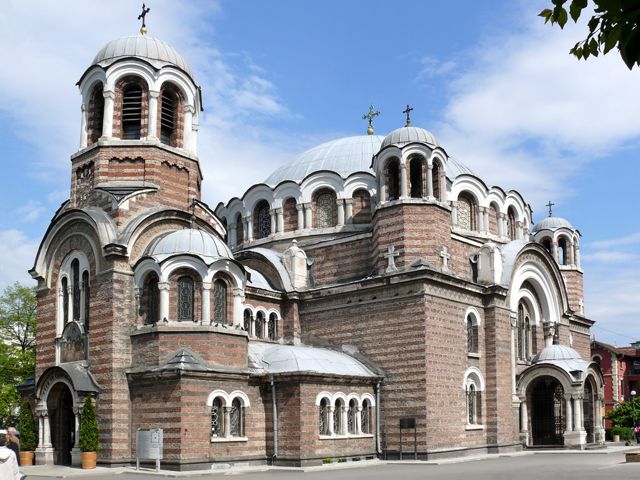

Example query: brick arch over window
[385,158,400,201]
[352,189,371,224]
[87,82,104,144]
[507,206,518,240]
[432,160,442,201]
[313,188,337,228]
[253,200,271,239]
[457,191,478,231]
[159,82,184,148]
[283,197,299,232]
[114,76,149,140]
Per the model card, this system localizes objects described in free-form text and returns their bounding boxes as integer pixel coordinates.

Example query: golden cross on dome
[546,200,555,217]
[362,104,380,135]
[138,3,151,35]
[403,104,414,127]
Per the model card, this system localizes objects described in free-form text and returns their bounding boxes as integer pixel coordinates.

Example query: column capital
[232,287,245,297]
[184,104,196,114]
[103,89,116,100]
[296,203,304,211]
[201,281,212,290]
[149,89,160,99]
[158,281,170,291]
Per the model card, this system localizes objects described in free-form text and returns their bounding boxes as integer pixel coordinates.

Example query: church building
[27,25,605,469]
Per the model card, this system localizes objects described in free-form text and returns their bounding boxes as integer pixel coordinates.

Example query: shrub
[322,457,333,464]
[606,426,634,441]
[17,400,37,451]
[79,395,99,453]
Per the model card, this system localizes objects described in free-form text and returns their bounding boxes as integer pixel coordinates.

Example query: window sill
[210,436,248,443]
[319,434,374,440]
[467,352,481,359]
[465,424,485,431]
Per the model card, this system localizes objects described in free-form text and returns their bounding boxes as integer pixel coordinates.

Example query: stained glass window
[347,400,356,434]
[467,316,478,354]
[255,201,271,239]
[268,313,277,340]
[72,259,80,321]
[361,400,371,434]
[213,280,227,324]
[458,197,472,231]
[316,191,336,228]
[230,398,242,437]
[211,397,223,437]
[177,276,194,321]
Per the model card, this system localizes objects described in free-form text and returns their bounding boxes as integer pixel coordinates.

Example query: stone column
[304,203,312,229]
[337,199,345,226]
[575,244,581,269]
[201,282,211,324]
[479,207,488,233]
[228,223,236,247]
[276,208,284,233]
[516,221,524,240]
[426,164,434,198]
[269,209,277,235]
[71,407,82,467]
[38,415,44,448]
[573,396,582,431]
[552,241,559,264]
[148,90,160,140]
[519,400,529,446]
[232,288,244,327]
[79,104,88,149]
[246,215,253,241]
[356,406,363,434]
[344,198,353,224]
[451,202,458,227]
[101,89,115,139]
[191,118,199,155]
[341,405,348,435]
[224,406,231,438]
[569,240,575,266]
[296,204,304,231]
[183,104,195,152]
[328,406,335,436]
[565,395,573,432]
[159,282,170,321]
[44,415,52,447]
[400,162,408,199]
[379,177,387,203]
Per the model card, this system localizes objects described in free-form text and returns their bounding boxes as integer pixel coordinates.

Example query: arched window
[352,189,372,224]
[432,161,441,201]
[489,204,499,236]
[82,270,90,330]
[210,397,224,438]
[457,193,477,231]
[235,213,244,246]
[467,384,479,424]
[268,312,277,341]
[61,277,69,324]
[314,189,337,229]
[464,370,484,426]
[254,200,271,239]
[558,237,568,265]
[71,259,80,322]
[213,279,227,324]
[541,237,552,254]
[319,398,330,435]
[160,85,179,146]
[409,157,424,198]
[507,207,517,240]
[517,302,531,361]
[230,398,244,437]
[466,313,479,354]
[283,198,298,232]
[334,398,345,435]
[347,399,357,434]
[121,82,143,139]
[361,398,372,434]
[177,276,195,321]
[255,311,265,339]
[386,159,400,201]
[88,84,104,144]
[143,274,160,325]
[243,309,252,335]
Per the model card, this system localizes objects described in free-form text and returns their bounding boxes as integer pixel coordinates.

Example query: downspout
[270,375,278,461]
[375,380,382,456]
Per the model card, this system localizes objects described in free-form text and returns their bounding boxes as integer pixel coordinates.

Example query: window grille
[72,259,80,322]
[211,398,223,437]
[458,197,472,230]
[319,399,328,435]
[467,384,477,424]
[361,401,370,434]
[122,84,142,139]
[268,313,277,340]
[230,399,242,437]
[213,280,227,324]
[255,202,271,239]
[146,276,159,324]
[160,88,176,145]
[347,400,356,434]
[333,401,342,434]
[177,276,194,321]
[467,317,478,354]
[316,192,336,228]
[243,310,251,334]
[255,312,264,338]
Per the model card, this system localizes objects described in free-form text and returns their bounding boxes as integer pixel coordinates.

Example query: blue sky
[0,0,638,345]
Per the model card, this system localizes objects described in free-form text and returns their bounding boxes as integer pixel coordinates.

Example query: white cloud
[17,200,45,223]
[589,231,640,249]
[0,230,39,290]
[581,251,640,263]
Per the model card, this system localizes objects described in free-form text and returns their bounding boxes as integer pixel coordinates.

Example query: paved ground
[21,446,640,480]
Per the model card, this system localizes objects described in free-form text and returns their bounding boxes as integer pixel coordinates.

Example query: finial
[138,3,151,35]
[545,200,555,217]
[362,104,380,135]
[403,104,414,127]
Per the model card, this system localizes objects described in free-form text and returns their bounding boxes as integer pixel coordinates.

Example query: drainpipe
[270,376,278,461]
[375,380,382,456]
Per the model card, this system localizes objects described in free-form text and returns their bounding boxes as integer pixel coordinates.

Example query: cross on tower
[403,104,414,127]
[383,245,399,273]
[362,104,380,135]
[439,246,450,273]
[545,200,555,217]
[138,3,151,35]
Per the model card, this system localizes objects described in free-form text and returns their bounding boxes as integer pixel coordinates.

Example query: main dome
[92,35,193,77]
[264,135,384,186]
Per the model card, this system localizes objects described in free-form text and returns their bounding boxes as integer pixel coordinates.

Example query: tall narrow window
[558,237,568,265]
[62,277,69,324]
[507,207,517,240]
[71,259,80,322]
[457,193,477,231]
[177,276,195,321]
[517,303,531,361]
[541,237,552,254]
[386,159,400,201]
[409,157,424,198]
[283,198,298,232]
[467,315,478,354]
[160,86,178,145]
[255,311,265,339]
[467,384,478,424]
[211,397,224,438]
[122,83,142,139]
[244,309,251,334]
[254,200,271,239]
[235,213,244,246]
[145,275,160,325]
[334,399,344,435]
[347,399,357,434]
[268,313,277,341]
[230,398,243,437]
[82,270,90,330]
[314,189,337,228]
[352,189,371,224]
[432,162,441,201]
[88,84,104,144]
[319,398,329,435]
[361,399,371,434]
[213,279,227,324]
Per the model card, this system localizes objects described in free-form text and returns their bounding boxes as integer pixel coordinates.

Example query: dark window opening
[122,84,143,139]
[160,87,178,145]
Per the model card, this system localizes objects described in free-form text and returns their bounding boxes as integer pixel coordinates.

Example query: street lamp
[631,390,637,427]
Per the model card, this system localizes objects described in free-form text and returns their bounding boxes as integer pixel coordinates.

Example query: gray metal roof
[246,267,277,291]
[92,35,193,76]
[264,135,383,186]
[248,343,378,377]
[530,344,591,380]
[147,228,233,263]
[58,363,101,394]
[380,126,439,149]
[533,216,574,232]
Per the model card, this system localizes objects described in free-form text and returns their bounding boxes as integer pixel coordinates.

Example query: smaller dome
[380,126,439,150]
[533,216,574,232]
[148,229,232,263]
[532,344,582,363]
[92,35,193,77]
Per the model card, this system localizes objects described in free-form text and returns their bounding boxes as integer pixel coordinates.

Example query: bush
[17,400,37,451]
[604,397,640,427]
[606,426,634,441]
[79,395,99,453]
[322,457,333,464]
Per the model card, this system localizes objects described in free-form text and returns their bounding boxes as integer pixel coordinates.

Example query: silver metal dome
[532,344,581,362]
[380,126,439,149]
[264,135,384,186]
[533,216,574,232]
[148,229,232,262]
[92,36,193,76]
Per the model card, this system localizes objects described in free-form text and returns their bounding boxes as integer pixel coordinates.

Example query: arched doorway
[47,383,75,465]
[583,378,596,444]
[529,377,565,446]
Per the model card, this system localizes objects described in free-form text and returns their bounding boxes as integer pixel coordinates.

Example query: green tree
[0,282,36,425]
[17,399,37,451]
[605,396,640,426]
[540,0,640,69]
[79,395,100,453]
